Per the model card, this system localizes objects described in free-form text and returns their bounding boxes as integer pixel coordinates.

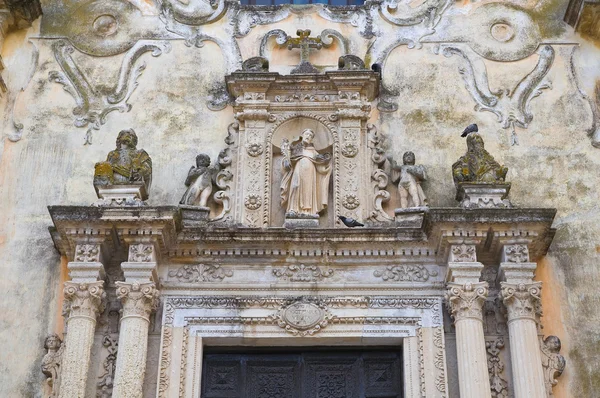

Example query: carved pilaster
[59,281,105,398]
[501,282,542,323]
[112,282,159,398]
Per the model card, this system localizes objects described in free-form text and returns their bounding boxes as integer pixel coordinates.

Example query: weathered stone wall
[1,0,600,396]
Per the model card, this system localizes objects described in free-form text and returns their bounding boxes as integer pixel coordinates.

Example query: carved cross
[286,29,323,64]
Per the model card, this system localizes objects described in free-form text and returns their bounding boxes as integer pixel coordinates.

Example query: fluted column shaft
[446,282,492,398]
[112,282,159,398]
[501,281,546,398]
[58,281,105,398]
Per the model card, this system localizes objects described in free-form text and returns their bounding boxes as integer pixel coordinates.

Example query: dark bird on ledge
[338,215,364,228]
[461,123,479,137]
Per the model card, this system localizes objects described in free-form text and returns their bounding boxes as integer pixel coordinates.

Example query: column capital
[116,281,159,322]
[63,281,106,321]
[500,282,542,323]
[446,282,489,322]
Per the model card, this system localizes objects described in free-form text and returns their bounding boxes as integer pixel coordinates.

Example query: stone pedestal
[180,205,210,227]
[456,182,512,209]
[394,207,426,228]
[112,282,159,398]
[58,255,105,398]
[94,184,147,207]
[284,212,319,228]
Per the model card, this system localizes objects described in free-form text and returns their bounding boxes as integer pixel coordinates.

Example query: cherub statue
[179,153,219,207]
[452,132,508,187]
[389,151,427,208]
[41,334,64,398]
[94,129,152,192]
[540,335,566,396]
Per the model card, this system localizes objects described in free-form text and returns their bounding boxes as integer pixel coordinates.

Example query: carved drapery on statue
[280,129,332,216]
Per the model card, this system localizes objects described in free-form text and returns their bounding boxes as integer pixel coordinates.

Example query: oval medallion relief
[282,302,325,330]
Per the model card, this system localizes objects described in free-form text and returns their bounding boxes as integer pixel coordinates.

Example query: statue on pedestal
[94,129,152,193]
[390,151,428,208]
[180,154,215,207]
[280,129,332,216]
[452,132,507,186]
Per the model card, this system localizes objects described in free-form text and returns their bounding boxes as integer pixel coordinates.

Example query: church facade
[1,0,599,397]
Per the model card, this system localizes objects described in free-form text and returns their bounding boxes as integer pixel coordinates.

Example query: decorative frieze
[500,282,542,323]
[272,264,333,282]
[373,265,438,282]
[168,264,233,283]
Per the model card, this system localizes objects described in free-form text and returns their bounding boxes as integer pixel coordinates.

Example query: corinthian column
[445,244,491,398]
[112,243,159,398]
[59,244,106,398]
[500,244,546,398]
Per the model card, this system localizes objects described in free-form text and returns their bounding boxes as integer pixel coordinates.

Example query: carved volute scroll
[225,65,379,228]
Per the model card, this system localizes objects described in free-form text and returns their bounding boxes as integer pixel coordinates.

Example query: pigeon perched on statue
[461,123,478,137]
[338,216,364,227]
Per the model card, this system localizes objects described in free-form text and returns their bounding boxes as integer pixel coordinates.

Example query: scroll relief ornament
[168,264,233,283]
[486,338,509,398]
[504,244,529,263]
[272,264,334,282]
[49,40,171,144]
[373,265,438,282]
[74,244,101,263]
[450,244,477,262]
[269,300,334,336]
[97,335,118,398]
[128,243,154,262]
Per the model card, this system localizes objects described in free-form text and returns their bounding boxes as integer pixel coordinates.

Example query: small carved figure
[452,131,508,186]
[280,129,332,216]
[94,129,152,191]
[180,154,215,207]
[540,335,566,396]
[41,334,64,398]
[389,151,427,208]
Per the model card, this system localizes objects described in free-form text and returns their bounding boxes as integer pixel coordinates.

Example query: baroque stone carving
[338,54,366,70]
[450,244,477,263]
[115,282,159,321]
[501,282,542,322]
[272,264,334,282]
[269,300,333,336]
[128,243,154,263]
[241,56,269,72]
[280,129,332,217]
[504,244,529,263]
[41,334,64,398]
[373,265,438,282]
[63,281,106,320]
[442,45,555,145]
[180,153,222,207]
[48,40,171,144]
[342,194,360,210]
[96,335,118,398]
[389,151,427,209]
[540,335,566,396]
[74,244,100,263]
[446,282,488,322]
[168,264,233,283]
[486,338,509,398]
[93,129,152,205]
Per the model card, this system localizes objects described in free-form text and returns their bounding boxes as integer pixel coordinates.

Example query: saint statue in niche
[280,129,332,216]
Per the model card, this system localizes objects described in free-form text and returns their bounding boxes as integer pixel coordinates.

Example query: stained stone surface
[0,1,599,397]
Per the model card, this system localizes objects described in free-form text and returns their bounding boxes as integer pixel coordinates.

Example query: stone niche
[225,68,379,228]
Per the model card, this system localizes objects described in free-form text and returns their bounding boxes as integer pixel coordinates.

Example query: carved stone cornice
[500,282,542,323]
[116,282,159,322]
[446,282,489,322]
[63,281,106,321]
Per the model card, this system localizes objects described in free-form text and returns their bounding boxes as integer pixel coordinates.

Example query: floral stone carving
[97,335,118,398]
[272,264,334,282]
[93,129,152,206]
[486,338,509,398]
[168,264,233,283]
[446,282,489,322]
[373,265,438,282]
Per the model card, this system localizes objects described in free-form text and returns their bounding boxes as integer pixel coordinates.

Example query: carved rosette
[115,282,159,322]
[63,281,106,320]
[500,282,542,323]
[445,282,489,322]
